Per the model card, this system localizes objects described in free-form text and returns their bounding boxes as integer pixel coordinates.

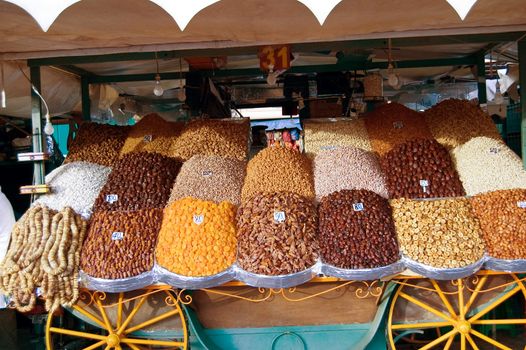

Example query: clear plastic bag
[320,260,405,281]
[401,256,486,280]
[234,263,319,289]
[79,270,155,293]
[155,265,236,289]
[484,258,526,273]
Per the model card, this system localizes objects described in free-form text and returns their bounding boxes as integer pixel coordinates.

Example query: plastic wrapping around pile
[33,161,111,219]
[452,137,526,196]
[65,122,129,167]
[303,118,372,156]
[120,113,184,157]
[364,102,433,156]
[314,147,388,201]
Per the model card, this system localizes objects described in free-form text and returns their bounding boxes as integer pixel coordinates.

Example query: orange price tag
[259,45,291,71]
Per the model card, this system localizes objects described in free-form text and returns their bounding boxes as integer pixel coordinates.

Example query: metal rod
[519,39,526,167]
[29,66,45,187]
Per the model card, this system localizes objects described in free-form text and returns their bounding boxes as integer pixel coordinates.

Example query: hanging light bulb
[44,114,54,136]
[177,86,186,101]
[1,61,5,108]
[387,63,399,88]
[266,64,277,86]
[494,80,504,105]
[153,74,164,96]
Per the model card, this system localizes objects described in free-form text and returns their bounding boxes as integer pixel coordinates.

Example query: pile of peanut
[381,139,465,199]
[364,102,433,156]
[237,192,319,275]
[170,119,250,161]
[318,190,399,269]
[120,113,184,157]
[303,118,372,156]
[94,152,181,212]
[169,155,246,206]
[424,99,501,149]
[314,147,388,201]
[65,122,129,167]
[80,209,163,279]
[391,198,485,268]
[242,147,315,202]
[470,189,526,260]
[156,198,237,277]
[452,137,526,196]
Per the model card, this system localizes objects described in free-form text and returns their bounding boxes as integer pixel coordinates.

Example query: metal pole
[476,51,487,104]
[81,76,90,121]
[519,39,526,167]
[30,66,45,186]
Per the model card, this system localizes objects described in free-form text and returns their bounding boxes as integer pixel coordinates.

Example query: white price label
[489,147,500,154]
[202,170,213,177]
[193,214,204,225]
[143,134,153,143]
[393,121,404,129]
[111,232,124,241]
[419,179,429,193]
[353,202,364,212]
[273,211,286,223]
[105,194,118,204]
[321,145,338,151]
[517,201,526,208]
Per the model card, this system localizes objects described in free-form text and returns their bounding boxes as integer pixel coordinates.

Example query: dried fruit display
[65,122,129,167]
[94,152,181,212]
[391,198,485,268]
[0,205,87,312]
[452,137,526,196]
[156,198,237,277]
[314,147,388,201]
[237,192,319,275]
[471,189,526,260]
[381,139,465,199]
[424,99,501,148]
[80,209,163,279]
[169,155,246,206]
[170,119,250,161]
[241,147,314,202]
[364,102,433,156]
[303,118,372,156]
[121,113,184,157]
[318,189,399,269]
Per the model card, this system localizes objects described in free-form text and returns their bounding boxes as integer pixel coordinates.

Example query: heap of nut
[470,189,526,260]
[237,192,319,275]
[381,139,465,199]
[65,122,129,167]
[318,189,399,269]
[156,198,237,277]
[391,198,485,268]
[80,209,163,279]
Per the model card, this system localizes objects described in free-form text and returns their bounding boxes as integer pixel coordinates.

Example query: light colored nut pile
[452,137,526,196]
[242,147,314,202]
[80,209,162,279]
[391,198,485,268]
[94,152,181,212]
[170,119,250,161]
[424,99,501,149]
[364,102,433,156]
[120,113,184,157]
[381,139,465,199]
[237,192,319,275]
[318,190,399,269]
[169,155,246,206]
[303,118,372,157]
[65,122,129,167]
[34,161,111,219]
[156,198,237,277]
[471,189,526,260]
[314,147,388,201]
[0,205,87,312]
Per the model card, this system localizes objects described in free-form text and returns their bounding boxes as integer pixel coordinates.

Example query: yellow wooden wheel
[387,273,526,350]
[45,287,188,350]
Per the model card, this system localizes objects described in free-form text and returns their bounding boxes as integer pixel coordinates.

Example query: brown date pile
[65,122,129,167]
[80,208,163,279]
[470,189,526,260]
[93,152,181,212]
[381,139,465,199]
[237,192,319,275]
[318,189,399,269]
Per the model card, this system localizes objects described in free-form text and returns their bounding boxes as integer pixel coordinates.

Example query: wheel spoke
[464,275,488,316]
[460,333,466,350]
[430,279,457,318]
[472,318,526,325]
[117,292,124,329]
[391,321,451,330]
[511,274,526,299]
[124,308,180,334]
[83,340,106,350]
[122,337,185,347]
[443,332,455,350]
[72,304,107,329]
[96,298,114,333]
[458,279,465,319]
[418,329,457,350]
[49,327,107,341]
[127,344,142,350]
[465,333,479,350]
[470,329,513,350]
[469,285,521,322]
[399,291,456,323]
[116,295,147,335]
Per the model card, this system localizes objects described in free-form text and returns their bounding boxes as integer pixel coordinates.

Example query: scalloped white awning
[4,0,477,32]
